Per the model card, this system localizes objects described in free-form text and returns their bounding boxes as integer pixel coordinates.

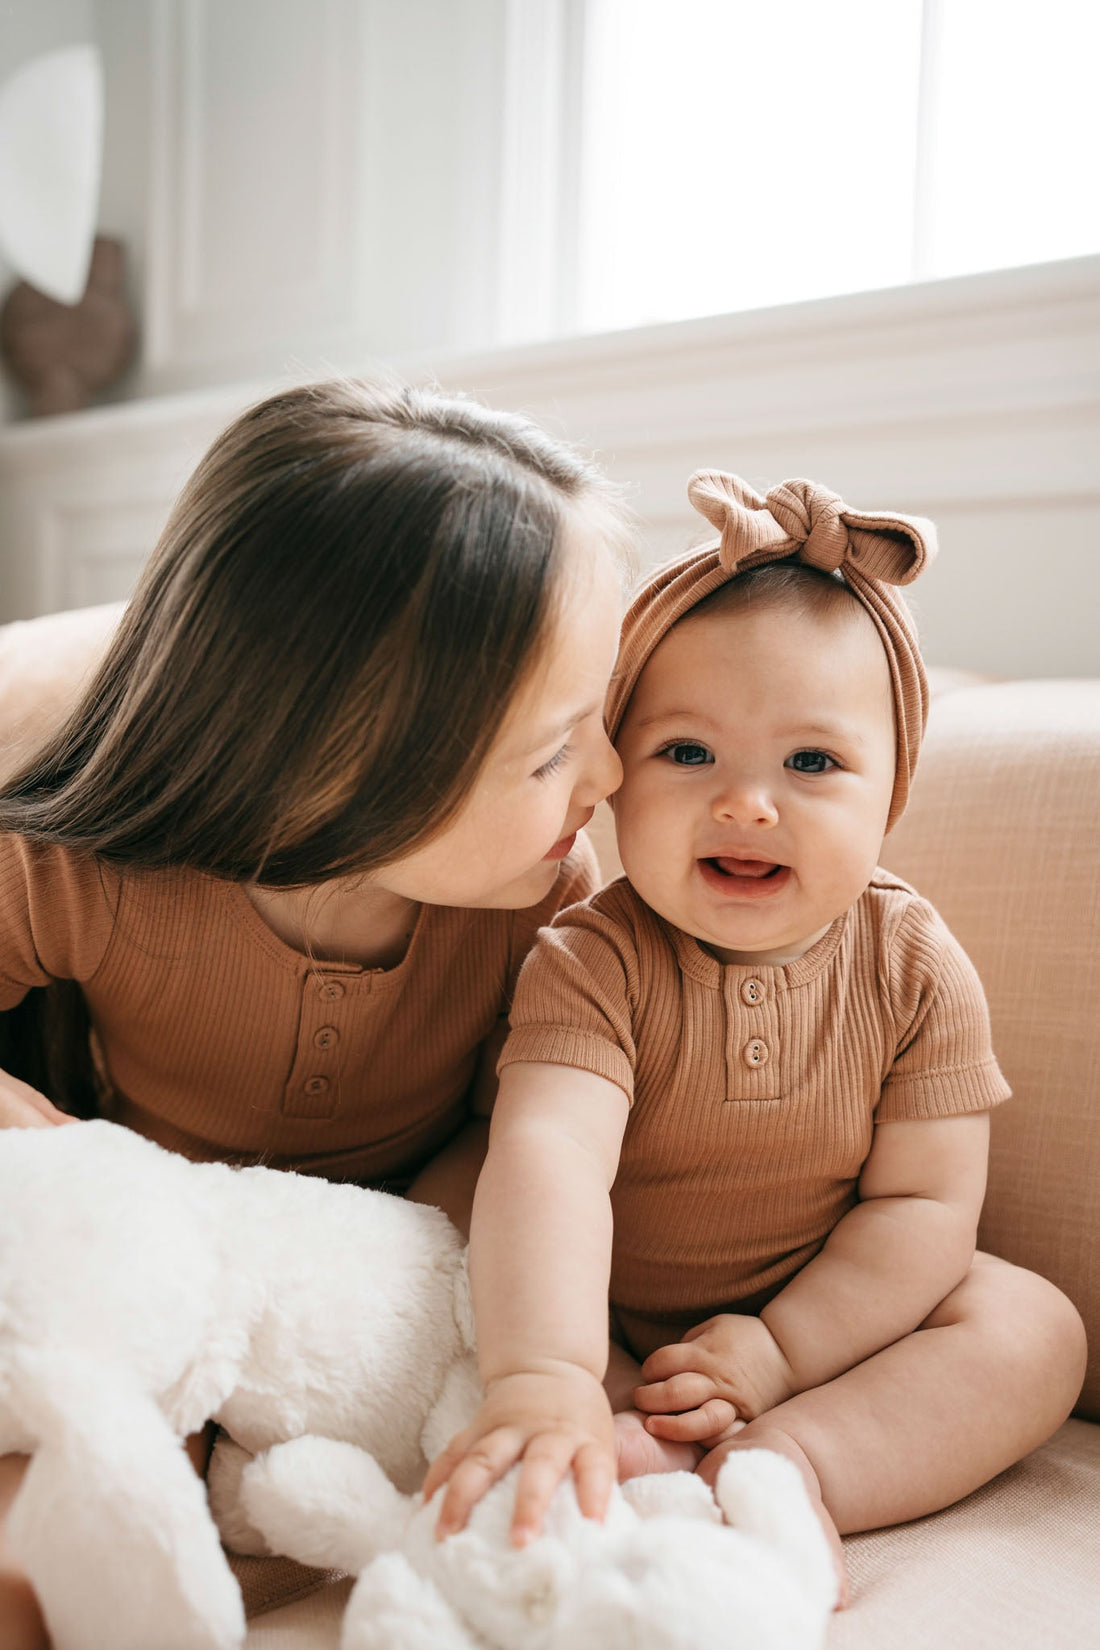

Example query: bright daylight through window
[574,0,1100,334]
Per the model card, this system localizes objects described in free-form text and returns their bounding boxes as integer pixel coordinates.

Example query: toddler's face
[613,597,896,965]
[375,520,624,911]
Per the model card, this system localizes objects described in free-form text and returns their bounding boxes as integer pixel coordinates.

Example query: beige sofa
[1,607,1097,1649]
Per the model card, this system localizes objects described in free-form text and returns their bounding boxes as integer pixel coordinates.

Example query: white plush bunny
[0,1119,476,1650]
[0,1118,837,1650]
[242,1436,839,1650]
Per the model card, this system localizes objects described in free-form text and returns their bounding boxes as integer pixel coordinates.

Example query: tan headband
[606,472,937,832]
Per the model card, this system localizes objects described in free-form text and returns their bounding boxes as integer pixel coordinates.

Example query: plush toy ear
[7,1357,244,1650]
[242,1437,413,1575]
[713,1449,839,1613]
[345,1552,481,1650]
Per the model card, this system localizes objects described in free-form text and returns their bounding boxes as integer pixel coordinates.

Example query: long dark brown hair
[0,377,628,1110]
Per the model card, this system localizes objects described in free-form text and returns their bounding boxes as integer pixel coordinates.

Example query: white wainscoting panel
[145,0,364,383]
[0,257,1097,678]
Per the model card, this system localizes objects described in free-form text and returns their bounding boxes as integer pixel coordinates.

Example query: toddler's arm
[637,1112,989,1435]
[424,1060,629,1543]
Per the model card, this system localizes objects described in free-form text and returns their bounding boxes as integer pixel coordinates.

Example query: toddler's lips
[544,808,594,862]
[544,830,578,861]
[698,857,792,899]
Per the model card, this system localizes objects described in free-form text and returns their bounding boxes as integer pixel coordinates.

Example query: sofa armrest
[884,679,1100,1419]
[0,602,125,783]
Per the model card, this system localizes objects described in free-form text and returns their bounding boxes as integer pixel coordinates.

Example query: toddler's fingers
[572,1441,615,1525]
[639,1342,704,1382]
[509,1440,575,1546]
[434,1427,525,1540]
[644,1398,738,1442]
[634,1371,716,1413]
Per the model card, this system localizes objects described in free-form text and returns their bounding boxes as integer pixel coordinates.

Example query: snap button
[316,980,345,1001]
[304,1075,330,1096]
[743,1039,769,1068]
[740,978,765,1006]
[313,1025,339,1050]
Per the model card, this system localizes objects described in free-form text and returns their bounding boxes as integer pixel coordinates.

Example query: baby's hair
[0,378,629,885]
[687,557,865,628]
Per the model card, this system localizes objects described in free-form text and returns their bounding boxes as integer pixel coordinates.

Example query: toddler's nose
[581,727,623,806]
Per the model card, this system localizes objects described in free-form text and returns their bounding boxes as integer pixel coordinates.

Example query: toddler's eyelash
[533,744,571,780]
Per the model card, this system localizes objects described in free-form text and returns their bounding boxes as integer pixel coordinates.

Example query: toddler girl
[428,472,1086,1586]
[0,377,629,1645]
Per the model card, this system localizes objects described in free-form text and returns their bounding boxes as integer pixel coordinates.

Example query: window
[572,0,1100,334]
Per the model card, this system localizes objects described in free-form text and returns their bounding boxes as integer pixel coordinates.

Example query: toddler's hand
[0,1069,75,1130]
[424,1365,616,1547]
[633,1314,796,1444]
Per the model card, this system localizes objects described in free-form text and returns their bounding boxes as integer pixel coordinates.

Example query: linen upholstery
[884,680,1100,1419]
[0,609,1096,1647]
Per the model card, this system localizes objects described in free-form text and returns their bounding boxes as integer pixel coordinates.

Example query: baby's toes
[614,1410,703,1481]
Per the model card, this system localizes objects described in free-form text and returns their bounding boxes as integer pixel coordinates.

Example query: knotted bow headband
[605,472,938,832]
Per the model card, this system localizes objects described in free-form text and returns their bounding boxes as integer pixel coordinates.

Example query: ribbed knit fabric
[605,473,935,833]
[0,833,598,1180]
[500,872,1009,1361]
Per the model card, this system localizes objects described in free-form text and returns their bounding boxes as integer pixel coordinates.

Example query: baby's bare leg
[0,1455,47,1650]
[699,1254,1086,1535]
[606,1341,703,1479]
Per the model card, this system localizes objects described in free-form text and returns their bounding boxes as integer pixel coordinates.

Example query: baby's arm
[424,1060,630,1542]
[637,1112,989,1438]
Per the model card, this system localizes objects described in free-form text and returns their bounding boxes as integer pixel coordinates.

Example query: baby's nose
[711,781,779,828]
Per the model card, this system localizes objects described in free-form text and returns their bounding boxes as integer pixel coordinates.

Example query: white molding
[1,256,1098,675]
[144,0,362,382]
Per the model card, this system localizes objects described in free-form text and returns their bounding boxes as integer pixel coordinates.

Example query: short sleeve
[499,896,640,1102]
[0,835,115,1009]
[877,898,1011,1122]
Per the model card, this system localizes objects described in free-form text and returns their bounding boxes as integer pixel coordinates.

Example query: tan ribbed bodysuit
[0,832,598,1181]
[500,871,1009,1360]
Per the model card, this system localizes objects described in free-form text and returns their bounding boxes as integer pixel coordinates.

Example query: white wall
[0,1,1096,679]
[1,254,1097,678]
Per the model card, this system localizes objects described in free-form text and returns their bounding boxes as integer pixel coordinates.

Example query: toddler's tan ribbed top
[500,873,1009,1360]
[0,833,597,1181]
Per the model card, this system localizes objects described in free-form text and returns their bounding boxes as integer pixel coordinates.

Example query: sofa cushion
[884,681,1100,1419]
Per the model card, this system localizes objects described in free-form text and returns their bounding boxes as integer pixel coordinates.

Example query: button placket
[282,974,354,1118]
[723,972,783,1099]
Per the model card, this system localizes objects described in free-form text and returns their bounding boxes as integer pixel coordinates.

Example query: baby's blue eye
[786,749,836,774]
[662,742,713,766]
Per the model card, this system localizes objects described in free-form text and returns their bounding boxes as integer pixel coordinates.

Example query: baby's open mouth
[698,856,792,898]
[708,857,783,879]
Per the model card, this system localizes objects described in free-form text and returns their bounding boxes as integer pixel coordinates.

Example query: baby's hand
[633,1314,796,1444]
[423,1364,616,1547]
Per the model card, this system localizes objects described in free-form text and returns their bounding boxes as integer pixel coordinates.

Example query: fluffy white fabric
[243,1439,838,1650]
[0,1118,836,1650]
[0,1120,473,1650]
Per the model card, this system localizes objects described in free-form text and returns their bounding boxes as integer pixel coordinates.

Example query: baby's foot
[614,1409,703,1481]
[699,1427,849,1610]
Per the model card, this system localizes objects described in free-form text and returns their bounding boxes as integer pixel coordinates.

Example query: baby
[427,473,1083,1584]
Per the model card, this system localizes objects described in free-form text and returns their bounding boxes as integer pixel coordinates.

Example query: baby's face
[613,597,896,965]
